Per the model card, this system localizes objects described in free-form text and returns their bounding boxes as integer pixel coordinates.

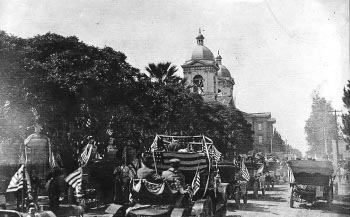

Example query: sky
[0,0,349,155]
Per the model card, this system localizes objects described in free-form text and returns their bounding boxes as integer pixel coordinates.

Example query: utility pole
[323,127,328,156]
[330,110,342,166]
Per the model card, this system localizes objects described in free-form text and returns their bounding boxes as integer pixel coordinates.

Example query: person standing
[48,168,61,214]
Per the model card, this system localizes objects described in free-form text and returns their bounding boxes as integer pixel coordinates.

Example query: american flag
[151,151,208,172]
[210,145,222,162]
[78,143,93,167]
[6,165,31,192]
[191,164,201,195]
[65,167,82,189]
[240,161,250,181]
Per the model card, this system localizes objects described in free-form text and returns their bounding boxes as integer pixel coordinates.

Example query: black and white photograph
[0,0,349,216]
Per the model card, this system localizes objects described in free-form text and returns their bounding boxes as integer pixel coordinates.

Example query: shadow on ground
[294,201,350,215]
[227,201,277,214]
[244,193,286,202]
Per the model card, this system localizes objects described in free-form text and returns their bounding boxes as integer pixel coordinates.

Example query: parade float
[106,135,228,217]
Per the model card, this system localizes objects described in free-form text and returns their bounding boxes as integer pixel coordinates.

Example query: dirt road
[227,183,350,217]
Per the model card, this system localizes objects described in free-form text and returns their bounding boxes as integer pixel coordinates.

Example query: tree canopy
[0,31,254,168]
[304,91,336,157]
[342,80,350,143]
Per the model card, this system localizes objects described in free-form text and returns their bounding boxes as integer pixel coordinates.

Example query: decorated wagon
[288,160,334,208]
[106,135,228,217]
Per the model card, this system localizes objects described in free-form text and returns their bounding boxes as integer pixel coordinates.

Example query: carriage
[106,135,228,217]
[288,160,334,208]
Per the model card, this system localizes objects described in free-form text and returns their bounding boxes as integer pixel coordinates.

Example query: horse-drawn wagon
[288,160,334,208]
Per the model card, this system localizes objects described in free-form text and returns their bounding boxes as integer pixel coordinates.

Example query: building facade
[181,30,277,155]
[181,30,235,107]
[243,112,276,154]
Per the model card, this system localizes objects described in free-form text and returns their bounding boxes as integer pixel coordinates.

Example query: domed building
[181,30,235,107]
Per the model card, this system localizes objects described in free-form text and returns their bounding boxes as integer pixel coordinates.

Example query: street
[227,182,350,217]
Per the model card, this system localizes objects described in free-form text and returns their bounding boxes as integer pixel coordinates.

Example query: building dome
[191,45,215,60]
[218,65,231,77]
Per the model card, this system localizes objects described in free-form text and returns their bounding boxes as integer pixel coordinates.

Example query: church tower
[181,30,235,107]
[181,29,219,102]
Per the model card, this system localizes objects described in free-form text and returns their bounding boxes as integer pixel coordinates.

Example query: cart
[106,135,228,217]
[288,160,334,208]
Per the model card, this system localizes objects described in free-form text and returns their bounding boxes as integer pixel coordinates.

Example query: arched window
[193,75,204,94]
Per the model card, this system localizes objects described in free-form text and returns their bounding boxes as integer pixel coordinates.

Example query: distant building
[243,112,276,154]
[181,30,235,107]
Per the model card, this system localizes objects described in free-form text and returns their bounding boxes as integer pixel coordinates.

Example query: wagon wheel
[289,186,294,208]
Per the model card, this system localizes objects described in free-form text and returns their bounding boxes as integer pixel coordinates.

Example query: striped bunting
[240,161,250,181]
[152,152,208,172]
[65,168,82,188]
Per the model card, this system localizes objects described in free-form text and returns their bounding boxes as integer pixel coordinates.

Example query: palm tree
[145,62,181,85]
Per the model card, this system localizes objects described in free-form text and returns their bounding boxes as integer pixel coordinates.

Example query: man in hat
[162,158,185,186]
[137,155,162,182]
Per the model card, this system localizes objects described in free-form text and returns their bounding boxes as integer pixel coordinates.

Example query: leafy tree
[271,129,286,153]
[304,91,336,157]
[342,80,350,143]
[0,31,143,170]
[0,31,254,172]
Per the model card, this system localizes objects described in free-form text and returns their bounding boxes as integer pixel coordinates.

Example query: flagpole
[202,135,210,198]
[22,141,27,212]
[22,163,25,212]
